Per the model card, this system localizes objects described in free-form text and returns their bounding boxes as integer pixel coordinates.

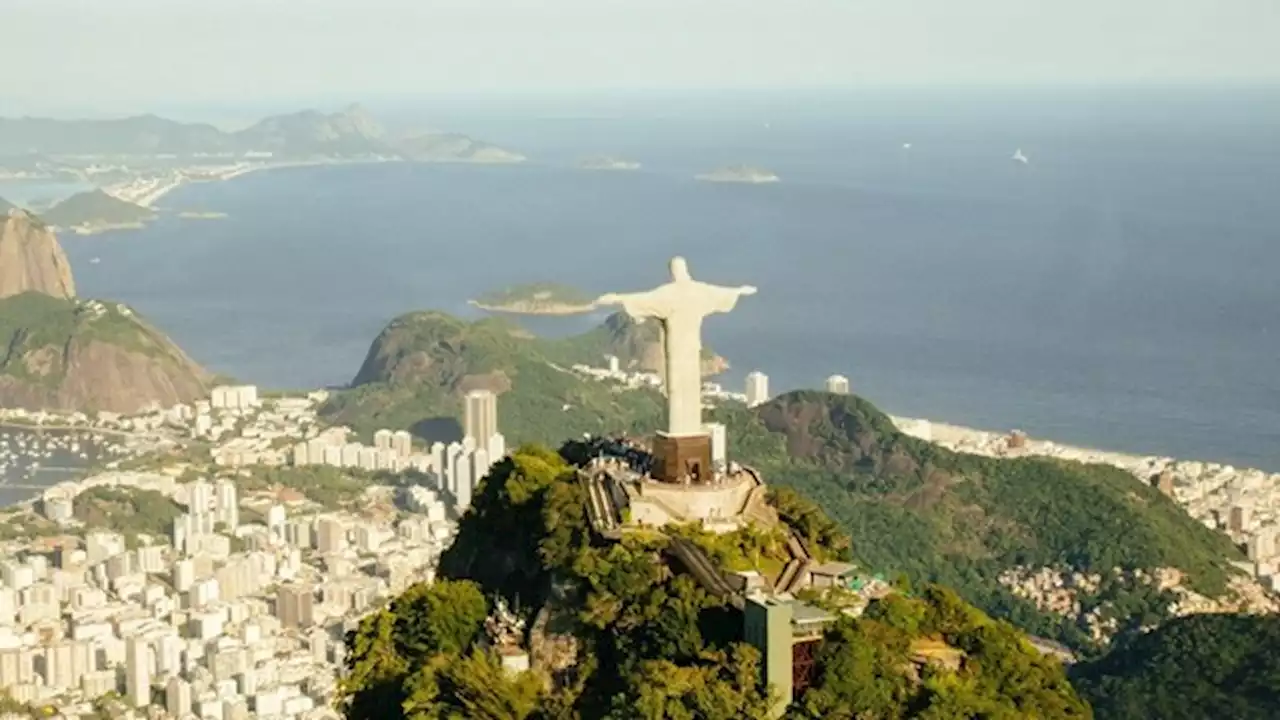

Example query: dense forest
[1070,613,1280,719]
[709,392,1244,653]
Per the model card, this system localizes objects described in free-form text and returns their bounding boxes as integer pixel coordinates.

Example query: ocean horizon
[44,87,1280,473]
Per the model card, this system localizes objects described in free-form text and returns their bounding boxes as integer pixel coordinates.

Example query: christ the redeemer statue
[596,257,756,437]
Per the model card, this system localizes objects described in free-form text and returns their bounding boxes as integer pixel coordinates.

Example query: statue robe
[607,279,749,436]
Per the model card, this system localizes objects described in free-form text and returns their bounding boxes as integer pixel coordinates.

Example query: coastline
[890,415,1222,472]
[105,158,401,208]
[889,414,1277,564]
[103,153,529,211]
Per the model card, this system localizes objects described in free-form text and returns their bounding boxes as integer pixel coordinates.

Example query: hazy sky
[3,0,1278,114]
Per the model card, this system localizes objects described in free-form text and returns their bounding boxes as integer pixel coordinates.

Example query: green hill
[319,311,668,444]
[41,189,155,230]
[715,391,1246,652]
[339,444,1088,720]
[1070,613,1280,720]
[0,292,209,413]
[72,486,185,546]
[324,313,1249,654]
[0,197,15,214]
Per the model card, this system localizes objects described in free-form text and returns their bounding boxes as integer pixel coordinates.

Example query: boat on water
[1012,148,1030,164]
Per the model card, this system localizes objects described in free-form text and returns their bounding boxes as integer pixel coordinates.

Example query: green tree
[1070,613,1280,720]
[404,650,544,720]
[614,646,775,720]
[338,580,488,720]
[390,580,488,660]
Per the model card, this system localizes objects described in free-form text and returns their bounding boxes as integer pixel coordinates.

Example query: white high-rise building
[445,442,465,494]
[745,371,770,408]
[487,432,506,462]
[166,676,193,718]
[392,430,413,458]
[460,448,489,511]
[430,442,446,479]
[607,355,621,374]
[215,480,239,530]
[463,390,499,446]
[188,480,212,516]
[267,505,287,540]
[210,385,258,410]
[125,636,150,708]
[825,374,850,395]
[172,559,195,592]
[373,429,393,450]
[702,423,728,474]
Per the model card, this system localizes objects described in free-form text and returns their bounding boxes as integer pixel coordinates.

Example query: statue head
[669,256,691,281]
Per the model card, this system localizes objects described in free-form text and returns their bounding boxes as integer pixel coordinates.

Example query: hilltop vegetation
[0,292,209,413]
[713,392,1246,652]
[72,486,184,545]
[340,444,1087,719]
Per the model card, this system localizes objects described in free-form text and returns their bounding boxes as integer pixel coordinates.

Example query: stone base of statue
[652,432,713,484]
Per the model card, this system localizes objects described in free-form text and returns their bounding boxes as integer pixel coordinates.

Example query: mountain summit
[0,210,76,300]
[0,212,209,413]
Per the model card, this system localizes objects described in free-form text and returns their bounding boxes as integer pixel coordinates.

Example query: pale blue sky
[3,0,1278,114]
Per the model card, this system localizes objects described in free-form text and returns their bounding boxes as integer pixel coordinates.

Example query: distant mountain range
[0,104,525,162]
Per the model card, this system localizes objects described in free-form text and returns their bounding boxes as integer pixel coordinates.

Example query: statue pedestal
[652,432,713,484]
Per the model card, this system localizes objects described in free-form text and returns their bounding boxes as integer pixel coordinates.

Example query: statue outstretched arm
[595,290,672,320]
[700,283,758,314]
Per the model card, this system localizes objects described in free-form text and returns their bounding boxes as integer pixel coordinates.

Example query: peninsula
[39,190,156,235]
[468,282,595,315]
[577,155,642,171]
[695,164,781,183]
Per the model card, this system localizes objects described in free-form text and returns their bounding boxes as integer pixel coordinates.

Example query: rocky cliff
[0,214,209,413]
[591,311,729,376]
[0,211,76,300]
[0,294,210,414]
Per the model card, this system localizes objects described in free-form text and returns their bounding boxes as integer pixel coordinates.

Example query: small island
[395,132,527,164]
[177,211,229,220]
[468,283,595,315]
[694,165,780,184]
[577,155,642,171]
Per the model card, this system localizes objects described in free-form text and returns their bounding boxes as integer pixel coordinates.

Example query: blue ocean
[53,88,1280,471]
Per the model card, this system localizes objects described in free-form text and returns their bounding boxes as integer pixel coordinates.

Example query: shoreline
[888,414,1263,475]
[108,158,400,208]
[888,413,1278,571]
[106,154,529,210]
